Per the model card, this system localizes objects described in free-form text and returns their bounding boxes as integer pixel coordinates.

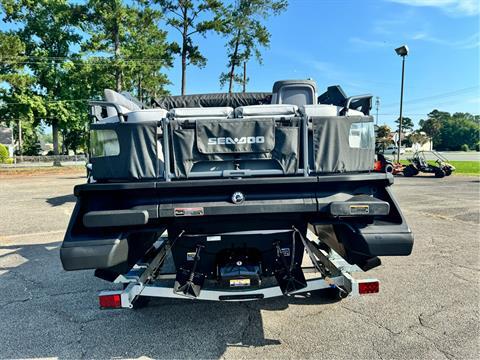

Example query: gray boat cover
[90,121,160,180]
[153,92,272,110]
[170,118,299,178]
[312,116,375,173]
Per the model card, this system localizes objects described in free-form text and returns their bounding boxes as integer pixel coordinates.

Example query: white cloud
[386,0,479,16]
[411,31,479,48]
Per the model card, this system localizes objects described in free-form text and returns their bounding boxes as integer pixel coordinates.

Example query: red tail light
[99,293,122,309]
[359,281,379,294]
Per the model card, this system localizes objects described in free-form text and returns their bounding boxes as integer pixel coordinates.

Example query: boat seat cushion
[104,89,142,117]
[235,104,298,118]
[169,107,234,119]
[127,108,168,123]
[300,105,365,117]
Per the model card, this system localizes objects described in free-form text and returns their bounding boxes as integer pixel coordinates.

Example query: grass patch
[399,160,479,176]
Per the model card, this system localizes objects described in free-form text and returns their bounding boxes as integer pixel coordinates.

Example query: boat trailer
[98,232,380,309]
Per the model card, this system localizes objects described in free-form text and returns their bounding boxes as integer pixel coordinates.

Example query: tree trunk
[52,120,59,155]
[181,5,188,95]
[137,76,142,103]
[243,61,246,93]
[52,120,61,166]
[228,30,241,94]
[181,36,187,95]
[17,120,22,160]
[114,19,122,92]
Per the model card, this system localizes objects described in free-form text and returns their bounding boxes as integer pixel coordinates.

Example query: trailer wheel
[444,168,452,176]
[403,165,418,177]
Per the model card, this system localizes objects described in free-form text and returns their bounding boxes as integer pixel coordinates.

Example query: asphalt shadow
[45,194,77,206]
[0,241,340,359]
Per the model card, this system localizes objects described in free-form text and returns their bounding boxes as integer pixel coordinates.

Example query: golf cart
[403,150,455,178]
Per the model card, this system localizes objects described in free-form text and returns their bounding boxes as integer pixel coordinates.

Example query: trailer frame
[98,233,379,309]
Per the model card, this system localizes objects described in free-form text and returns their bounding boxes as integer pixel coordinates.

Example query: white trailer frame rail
[98,235,379,309]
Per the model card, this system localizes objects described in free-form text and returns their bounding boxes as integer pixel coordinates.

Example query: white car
[382,145,405,155]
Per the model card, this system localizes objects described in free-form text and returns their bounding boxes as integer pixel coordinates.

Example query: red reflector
[99,294,122,308]
[359,281,379,294]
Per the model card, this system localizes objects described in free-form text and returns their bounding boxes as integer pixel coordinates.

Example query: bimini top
[152,92,272,110]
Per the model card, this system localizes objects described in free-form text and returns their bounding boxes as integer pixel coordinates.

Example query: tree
[82,0,133,92]
[419,110,451,150]
[218,0,287,93]
[157,0,223,95]
[122,1,174,102]
[1,0,83,156]
[394,116,414,133]
[419,110,480,151]
[407,131,428,150]
[0,31,46,156]
[375,124,392,152]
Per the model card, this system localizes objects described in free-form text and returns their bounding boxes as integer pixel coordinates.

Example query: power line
[0,99,90,106]
[381,86,479,108]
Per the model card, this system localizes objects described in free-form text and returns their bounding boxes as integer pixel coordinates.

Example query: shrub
[475,142,480,152]
[461,144,469,152]
[0,144,9,163]
[5,158,14,164]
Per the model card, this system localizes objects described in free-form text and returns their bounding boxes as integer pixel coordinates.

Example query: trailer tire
[444,168,452,176]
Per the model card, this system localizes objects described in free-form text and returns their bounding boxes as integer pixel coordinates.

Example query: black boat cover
[152,92,272,110]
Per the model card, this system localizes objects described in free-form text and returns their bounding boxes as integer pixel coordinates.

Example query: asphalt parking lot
[0,173,478,359]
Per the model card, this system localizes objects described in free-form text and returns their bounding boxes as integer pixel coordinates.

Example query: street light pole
[375,96,380,125]
[397,56,405,163]
[395,45,409,163]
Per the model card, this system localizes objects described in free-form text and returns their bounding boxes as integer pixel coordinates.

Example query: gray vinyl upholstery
[127,109,168,123]
[271,80,317,107]
[300,105,366,117]
[168,107,234,120]
[104,89,141,117]
[235,104,298,118]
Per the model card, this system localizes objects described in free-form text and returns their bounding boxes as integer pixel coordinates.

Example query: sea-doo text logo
[207,136,265,145]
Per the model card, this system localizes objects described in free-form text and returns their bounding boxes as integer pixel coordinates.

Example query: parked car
[382,145,405,155]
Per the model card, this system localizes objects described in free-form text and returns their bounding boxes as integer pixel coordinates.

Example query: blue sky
[1,0,479,131]
[164,0,480,129]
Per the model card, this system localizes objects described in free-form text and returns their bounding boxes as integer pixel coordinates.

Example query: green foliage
[460,144,469,152]
[157,0,223,94]
[0,143,8,163]
[419,110,480,151]
[407,131,429,148]
[475,142,480,152]
[1,0,83,155]
[394,116,414,133]
[218,0,287,92]
[375,124,392,152]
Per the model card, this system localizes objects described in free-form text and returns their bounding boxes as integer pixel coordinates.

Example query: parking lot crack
[413,329,456,360]
[341,305,399,336]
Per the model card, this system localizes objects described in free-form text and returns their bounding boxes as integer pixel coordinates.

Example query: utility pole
[375,96,380,125]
